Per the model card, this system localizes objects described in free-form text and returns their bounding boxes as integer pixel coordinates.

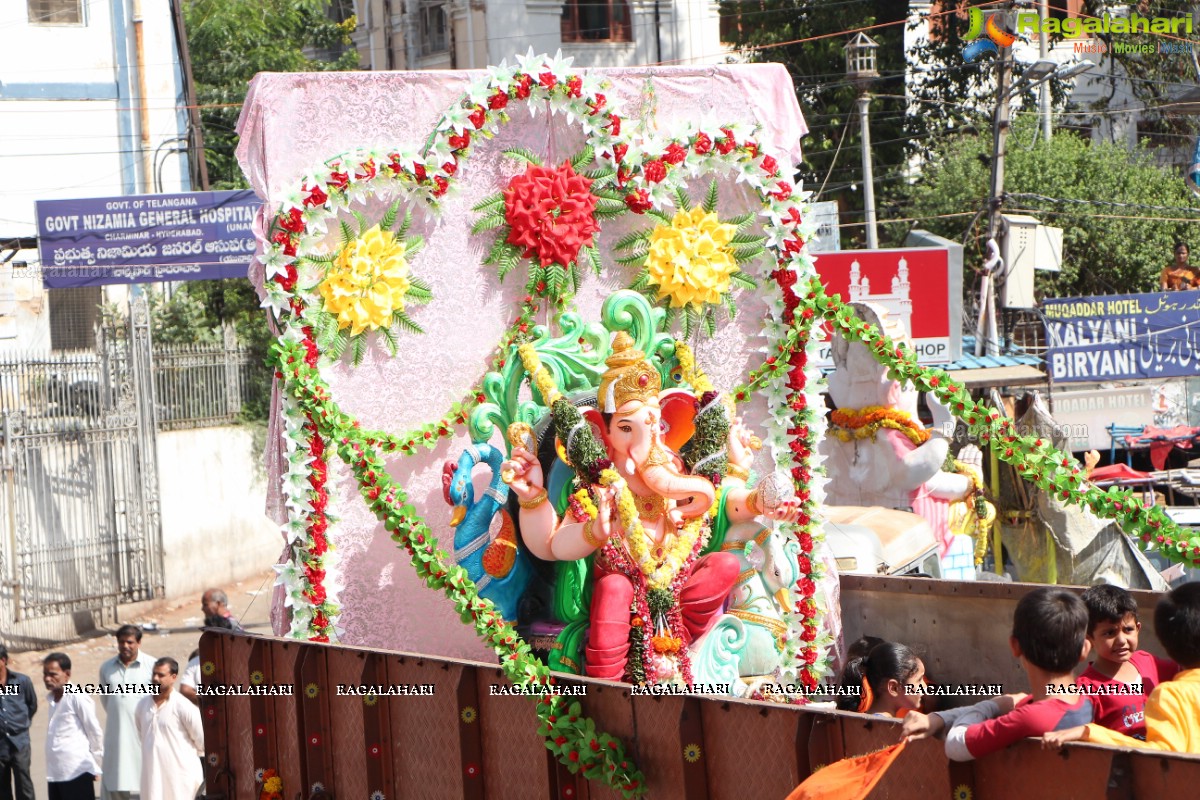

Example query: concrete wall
[158,425,282,599]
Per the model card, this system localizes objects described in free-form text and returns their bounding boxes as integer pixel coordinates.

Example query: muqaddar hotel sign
[1042,290,1200,382]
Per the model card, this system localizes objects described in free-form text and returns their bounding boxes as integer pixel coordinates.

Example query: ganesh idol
[503,332,801,685]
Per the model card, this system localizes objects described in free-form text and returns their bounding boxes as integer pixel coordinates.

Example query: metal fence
[153,338,255,431]
[0,301,162,623]
[0,339,256,430]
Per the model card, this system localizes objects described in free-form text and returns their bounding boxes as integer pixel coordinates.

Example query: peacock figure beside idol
[445,291,807,688]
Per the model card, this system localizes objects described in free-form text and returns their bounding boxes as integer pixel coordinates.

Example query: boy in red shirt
[901,587,1093,760]
[1077,584,1178,739]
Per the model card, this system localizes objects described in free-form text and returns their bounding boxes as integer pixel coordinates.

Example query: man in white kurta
[134,658,203,800]
[43,653,103,800]
[98,626,154,800]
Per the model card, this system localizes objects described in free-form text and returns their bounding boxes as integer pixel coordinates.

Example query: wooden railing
[199,629,1200,800]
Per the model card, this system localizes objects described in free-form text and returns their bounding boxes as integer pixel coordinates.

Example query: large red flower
[503,162,599,269]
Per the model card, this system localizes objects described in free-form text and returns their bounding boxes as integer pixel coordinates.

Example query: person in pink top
[1077,584,1178,739]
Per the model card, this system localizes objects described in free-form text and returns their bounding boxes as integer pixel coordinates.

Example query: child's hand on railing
[1041,725,1087,750]
[900,711,944,742]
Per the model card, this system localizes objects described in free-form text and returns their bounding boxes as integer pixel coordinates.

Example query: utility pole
[1039,0,1052,141]
[979,46,1012,358]
[169,0,209,190]
[858,95,879,249]
[845,33,880,249]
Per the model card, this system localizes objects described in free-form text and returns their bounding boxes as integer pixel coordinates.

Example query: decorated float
[200,54,1200,799]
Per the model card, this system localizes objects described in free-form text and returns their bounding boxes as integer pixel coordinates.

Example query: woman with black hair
[837,639,926,717]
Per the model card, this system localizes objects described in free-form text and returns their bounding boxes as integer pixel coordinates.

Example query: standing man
[98,626,154,800]
[200,590,243,631]
[43,653,103,800]
[0,645,36,800]
[135,658,203,800]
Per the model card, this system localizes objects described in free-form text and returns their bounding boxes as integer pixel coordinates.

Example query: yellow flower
[953,786,972,800]
[683,743,702,763]
[319,224,412,336]
[304,683,319,699]
[461,706,477,724]
[645,207,737,310]
[264,777,283,794]
[249,670,264,685]
[201,661,215,676]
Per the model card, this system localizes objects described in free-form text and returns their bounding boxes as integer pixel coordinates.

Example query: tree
[886,115,1200,299]
[184,0,358,189]
[717,1,914,244]
[180,0,358,418]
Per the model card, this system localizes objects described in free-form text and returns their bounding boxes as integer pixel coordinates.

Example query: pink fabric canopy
[236,64,809,658]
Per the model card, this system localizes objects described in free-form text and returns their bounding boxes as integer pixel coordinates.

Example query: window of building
[720,2,745,45]
[419,1,448,56]
[27,0,83,25]
[49,287,101,351]
[561,0,632,43]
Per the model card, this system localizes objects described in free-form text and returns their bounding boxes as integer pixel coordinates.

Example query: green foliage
[179,0,358,417]
[717,0,912,245]
[183,0,358,190]
[887,117,1200,296]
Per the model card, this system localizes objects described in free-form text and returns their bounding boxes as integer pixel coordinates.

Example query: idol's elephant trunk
[638,464,715,519]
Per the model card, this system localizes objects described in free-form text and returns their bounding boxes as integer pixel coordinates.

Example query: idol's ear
[557,406,613,465]
[659,389,698,452]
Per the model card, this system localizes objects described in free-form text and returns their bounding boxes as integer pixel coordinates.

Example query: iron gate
[0,297,162,621]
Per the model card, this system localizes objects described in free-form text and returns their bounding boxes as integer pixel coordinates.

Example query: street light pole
[1040,0,1052,141]
[978,52,1012,357]
[858,93,879,249]
[844,32,880,249]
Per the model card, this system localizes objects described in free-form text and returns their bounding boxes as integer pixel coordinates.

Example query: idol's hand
[764,499,802,524]
[501,446,544,501]
[594,484,618,540]
[727,416,756,470]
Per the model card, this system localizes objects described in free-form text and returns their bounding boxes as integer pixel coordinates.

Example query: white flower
[486,59,519,89]
[516,48,546,77]
[260,284,290,319]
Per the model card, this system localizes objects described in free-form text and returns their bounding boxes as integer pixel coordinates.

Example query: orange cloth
[784,742,906,800]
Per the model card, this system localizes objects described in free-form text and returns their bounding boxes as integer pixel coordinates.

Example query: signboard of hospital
[35,190,260,287]
[1043,291,1200,382]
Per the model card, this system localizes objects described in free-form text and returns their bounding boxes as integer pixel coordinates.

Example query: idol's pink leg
[584,570,635,680]
[677,552,739,643]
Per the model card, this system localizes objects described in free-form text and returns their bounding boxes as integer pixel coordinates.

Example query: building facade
[0,0,191,351]
[349,0,724,73]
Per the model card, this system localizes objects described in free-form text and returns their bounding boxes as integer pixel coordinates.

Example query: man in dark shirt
[0,645,37,800]
[200,589,244,632]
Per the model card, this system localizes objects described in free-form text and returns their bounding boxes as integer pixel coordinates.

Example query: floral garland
[828,406,931,448]
[601,470,708,590]
[804,283,1200,570]
[273,337,647,795]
